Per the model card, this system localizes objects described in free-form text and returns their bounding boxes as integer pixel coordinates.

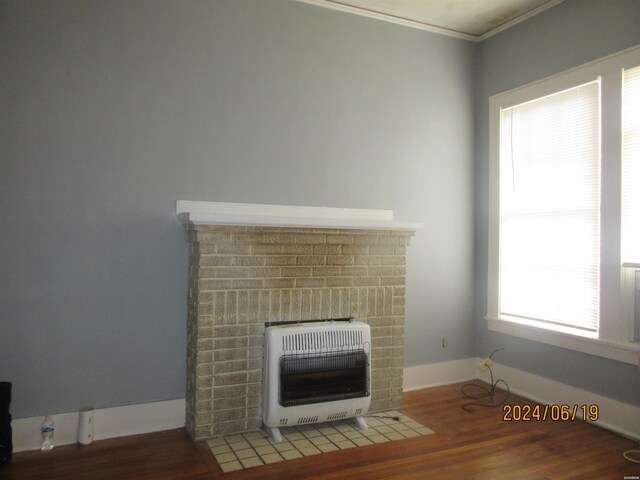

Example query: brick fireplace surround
[180,203,420,440]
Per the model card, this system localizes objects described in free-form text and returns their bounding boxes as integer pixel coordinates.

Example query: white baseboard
[12,398,185,453]
[11,359,639,452]
[482,362,640,442]
[403,356,640,441]
[403,357,479,391]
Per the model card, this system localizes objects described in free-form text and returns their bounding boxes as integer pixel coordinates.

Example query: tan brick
[295,234,326,244]
[342,244,369,254]
[369,245,395,255]
[232,279,264,290]
[281,266,313,277]
[281,244,314,255]
[341,266,368,276]
[368,266,395,276]
[326,255,354,266]
[352,235,380,245]
[296,255,326,266]
[217,244,251,255]
[327,234,353,244]
[354,255,381,265]
[199,256,233,266]
[296,277,325,288]
[313,244,341,255]
[264,255,296,266]
[312,266,341,277]
[353,277,380,286]
[326,277,354,287]
[248,267,282,278]
[263,278,296,289]
[381,256,405,265]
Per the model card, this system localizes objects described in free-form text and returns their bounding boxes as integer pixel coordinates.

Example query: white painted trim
[404,358,640,441]
[487,317,640,365]
[295,0,477,42]
[11,361,639,452]
[176,200,424,231]
[403,358,478,391]
[478,0,566,42]
[296,0,566,43]
[12,398,185,453]
[482,362,640,442]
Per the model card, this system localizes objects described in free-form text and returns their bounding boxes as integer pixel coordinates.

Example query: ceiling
[298,0,564,41]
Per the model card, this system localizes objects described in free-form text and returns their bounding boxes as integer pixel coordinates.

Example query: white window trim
[488,45,640,365]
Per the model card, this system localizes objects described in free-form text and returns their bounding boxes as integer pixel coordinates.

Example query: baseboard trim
[482,362,640,442]
[403,358,479,391]
[12,359,639,452]
[12,398,185,453]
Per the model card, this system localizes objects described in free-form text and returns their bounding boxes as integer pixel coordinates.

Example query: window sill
[486,316,640,365]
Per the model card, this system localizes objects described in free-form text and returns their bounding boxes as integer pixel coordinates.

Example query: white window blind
[499,81,601,332]
[622,65,640,266]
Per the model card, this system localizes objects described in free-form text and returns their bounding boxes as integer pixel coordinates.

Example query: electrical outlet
[478,357,493,372]
[441,336,448,348]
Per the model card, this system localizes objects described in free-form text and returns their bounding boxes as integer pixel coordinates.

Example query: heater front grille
[279,350,369,407]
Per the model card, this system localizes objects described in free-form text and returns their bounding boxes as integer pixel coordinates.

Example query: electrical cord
[623,447,640,464]
[365,415,401,421]
[461,349,510,412]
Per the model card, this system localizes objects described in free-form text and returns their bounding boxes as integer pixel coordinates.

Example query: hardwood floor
[3,382,638,479]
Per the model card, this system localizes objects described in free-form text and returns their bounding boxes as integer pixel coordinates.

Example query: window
[488,45,640,365]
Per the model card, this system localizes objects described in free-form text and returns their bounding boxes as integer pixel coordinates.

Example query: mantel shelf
[176,201,424,231]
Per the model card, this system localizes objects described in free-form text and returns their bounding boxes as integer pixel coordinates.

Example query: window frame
[487,45,640,365]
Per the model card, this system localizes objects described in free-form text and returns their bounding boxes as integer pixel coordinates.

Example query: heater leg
[262,426,282,444]
[351,415,368,431]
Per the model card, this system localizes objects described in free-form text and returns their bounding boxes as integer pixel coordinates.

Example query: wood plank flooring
[3,382,638,479]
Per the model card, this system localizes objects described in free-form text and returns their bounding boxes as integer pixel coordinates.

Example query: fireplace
[262,319,371,442]
[177,201,422,440]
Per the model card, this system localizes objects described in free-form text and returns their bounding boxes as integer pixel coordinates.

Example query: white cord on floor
[623,448,640,464]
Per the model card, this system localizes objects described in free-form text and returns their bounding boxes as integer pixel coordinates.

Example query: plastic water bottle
[40,415,54,451]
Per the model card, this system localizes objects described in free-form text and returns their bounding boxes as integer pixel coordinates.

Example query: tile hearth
[208,411,434,473]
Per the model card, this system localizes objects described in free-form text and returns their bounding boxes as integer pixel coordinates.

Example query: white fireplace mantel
[176,201,424,231]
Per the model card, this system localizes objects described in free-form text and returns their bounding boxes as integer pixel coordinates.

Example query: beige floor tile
[318,443,339,453]
[369,435,389,444]
[248,438,270,447]
[343,430,364,440]
[240,457,264,469]
[261,453,284,464]
[401,430,421,438]
[206,437,226,447]
[219,461,243,473]
[225,435,245,443]
[281,449,303,460]
[384,432,405,441]
[302,429,323,439]
[335,424,354,433]
[326,433,347,443]
[234,448,257,460]
[292,439,313,449]
[352,437,373,447]
[335,440,357,449]
[284,431,305,441]
[214,452,237,464]
[243,432,265,440]
[416,427,435,435]
[255,445,277,456]
[229,440,251,451]
[211,445,231,455]
[299,446,322,456]
[274,442,296,452]
[375,425,395,434]
[309,436,331,446]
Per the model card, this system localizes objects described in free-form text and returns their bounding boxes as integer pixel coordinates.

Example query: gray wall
[0,0,476,418]
[475,0,640,406]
